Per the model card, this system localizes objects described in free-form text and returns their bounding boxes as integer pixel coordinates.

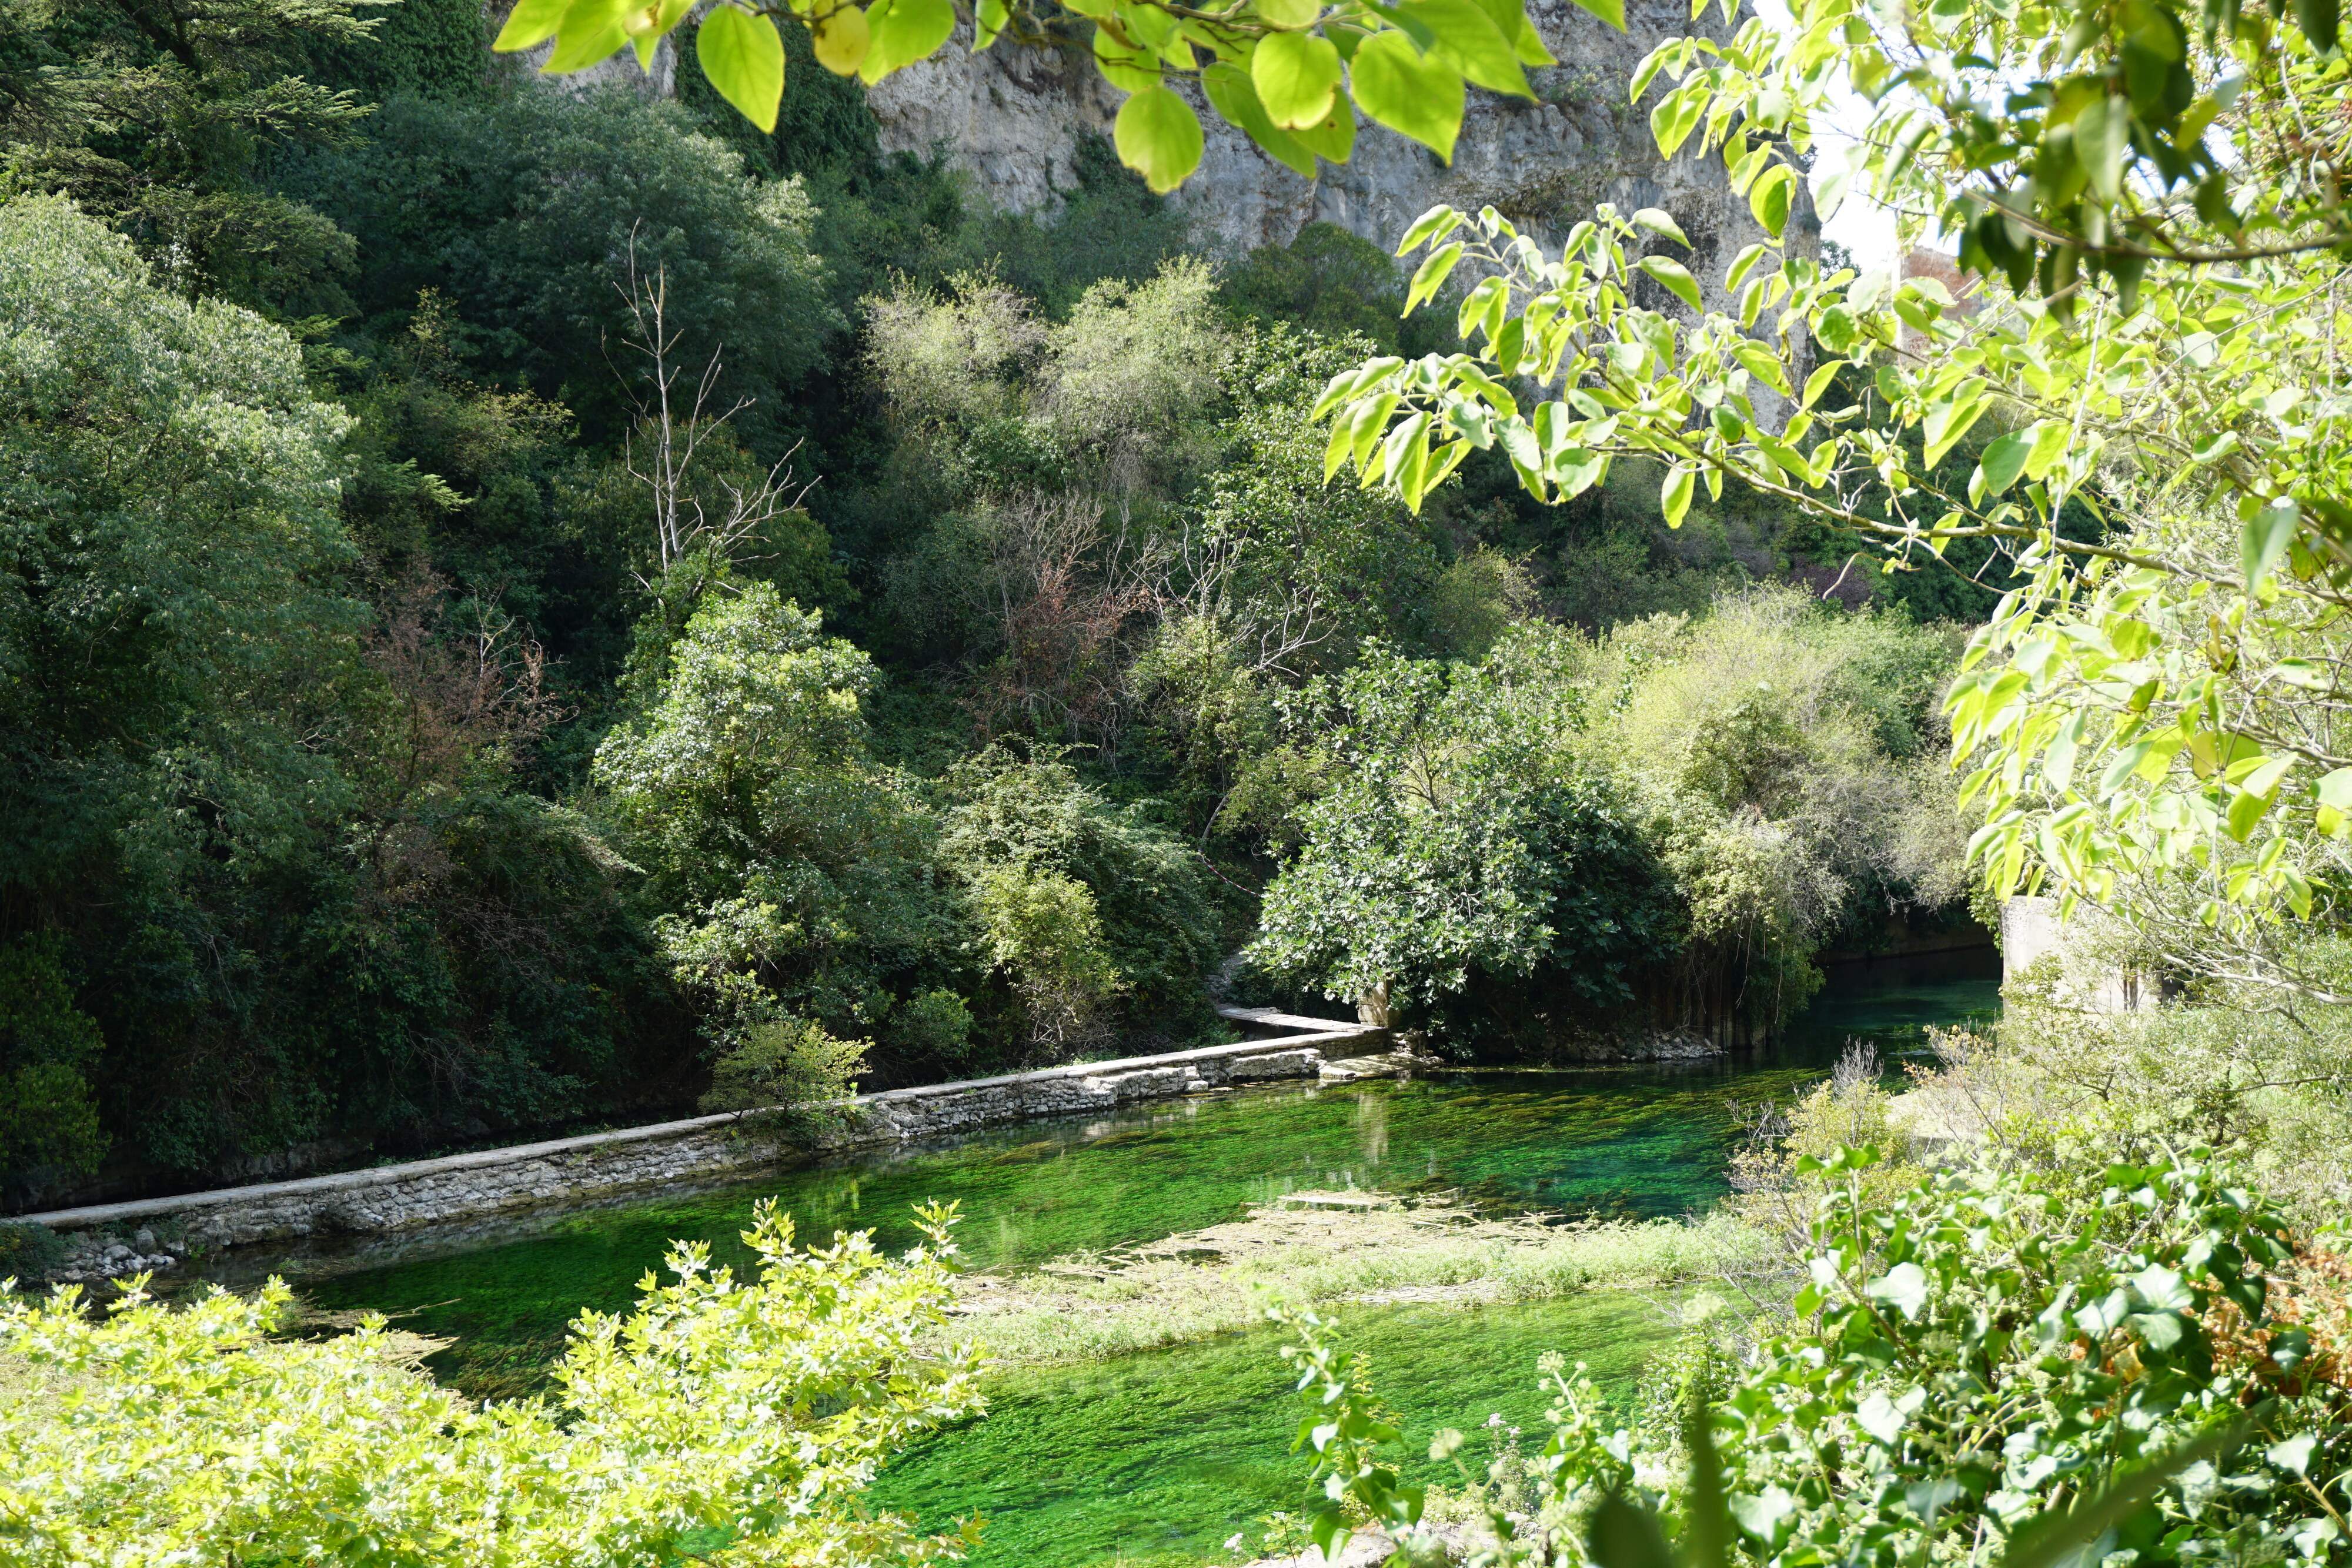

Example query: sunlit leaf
[1402,0,1532,96]
[1636,255,1702,310]
[1395,204,1465,255]
[543,0,630,72]
[1349,31,1465,161]
[1748,163,1794,238]
[1113,85,1205,192]
[1202,61,1318,178]
[1252,31,1344,128]
[1632,207,1690,246]
[1661,464,1695,526]
[809,4,869,72]
[697,5,784,129]
[493,0,573,52]
[2241,499,2298,591]
[1864,1261,1929,1319]
[860,0,953,83]
[1404,240,1465,312]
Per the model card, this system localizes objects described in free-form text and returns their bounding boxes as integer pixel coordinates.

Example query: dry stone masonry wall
[21,1033,1352,1283]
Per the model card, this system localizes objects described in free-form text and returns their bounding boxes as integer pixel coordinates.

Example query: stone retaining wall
[18,1032,1357,1283]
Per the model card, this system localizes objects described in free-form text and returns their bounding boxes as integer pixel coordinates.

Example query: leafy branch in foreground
[1313,0,2350,987]
[0,1201,983,1565]
[491,0,1629,195]
[1271,1146,2348,1568]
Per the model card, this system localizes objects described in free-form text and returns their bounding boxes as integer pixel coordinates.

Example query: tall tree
[0,0,382,316]
[1311,0,2351,991]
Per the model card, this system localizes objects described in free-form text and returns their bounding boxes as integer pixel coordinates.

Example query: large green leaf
[1395,204,1464,255]
[492,0,572,52]
[2297,0,2338,55]
[859,0,953,83]
[1555,446,1605,494]
[1636,254,1702,310]
[1290,99,1355,161]
[1973,426,2036,499]
[2241,499,2298,590]
[2022,418,2071,481]
[1588,1495,1674,1568]
[1921,388,1990,467]
[1511,9,1558,62]
[1748,163,1793,238]
[1114,85,1206,193]
[696,5,784,130]
[543,0,629,71]
[632,0,696,69]
[1349,31,1465,160]
[1094,26,1163,92]
[1649,86,1704,158]
[1398,0,1531,96]
[2076,94,2128,203]
[1202,61,1317,177]
[1863,1261,1930,1319]
[1404,240,1465,312]
[1252,31,1344,128]
[1660,463,1695,526]
[1632,207,1690,246]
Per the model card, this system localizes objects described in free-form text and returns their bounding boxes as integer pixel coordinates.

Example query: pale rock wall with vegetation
[860,0,1793,293]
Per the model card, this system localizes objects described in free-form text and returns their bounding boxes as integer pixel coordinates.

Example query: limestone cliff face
[864,0,1805,302]
[503,0,1805,303]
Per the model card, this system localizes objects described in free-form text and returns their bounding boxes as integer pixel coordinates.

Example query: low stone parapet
[13,1028,1368,1282]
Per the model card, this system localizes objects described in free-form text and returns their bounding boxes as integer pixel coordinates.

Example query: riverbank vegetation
[1250,590,1967,1055]
[0,1201,988,1563]
[1241,0,2352,1556]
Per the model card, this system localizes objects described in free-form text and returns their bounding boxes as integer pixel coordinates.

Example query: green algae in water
[290,1056,1810,1395]
[256,957,1997,1546]
[299,1071,1734,1397]
[870,1292,1673,1568]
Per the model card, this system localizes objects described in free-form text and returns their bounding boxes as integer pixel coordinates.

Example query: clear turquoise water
[270,953,1997,1566]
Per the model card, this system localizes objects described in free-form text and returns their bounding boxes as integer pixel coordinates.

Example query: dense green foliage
[1315,0,2350,996]
[10,3,2352,1568]
[1255,591,1967,1054]
[1277,1145,2351,1568]
[0,0,1969,1205]
[0,195,677,1194]
[276,88,840,447]
[0,0,378,318]
[0,1202,985,1564]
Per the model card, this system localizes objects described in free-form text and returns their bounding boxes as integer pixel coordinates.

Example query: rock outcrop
[507,0,1801,296]
[865,0,1801,296]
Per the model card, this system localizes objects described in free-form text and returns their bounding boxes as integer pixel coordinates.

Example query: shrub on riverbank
[0,1201,983,1564]
[1266,1148,2348,1568]
[1253,588,1969,1058]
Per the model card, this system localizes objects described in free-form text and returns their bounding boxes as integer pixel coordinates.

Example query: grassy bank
[946,1196,1775,1365]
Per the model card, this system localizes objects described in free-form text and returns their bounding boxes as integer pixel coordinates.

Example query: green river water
[253,952,1997,1568]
